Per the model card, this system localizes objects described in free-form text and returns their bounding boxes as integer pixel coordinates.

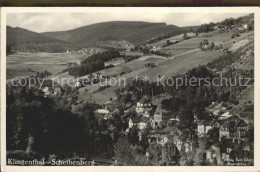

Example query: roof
[219,112,232,120]
[207,147,215,153]
[138,97,151,104]
[197,120,206,125]
[204,120,216,126]
[131,118,140,123]
[207,102,219,109]
[162,126,175,133]
[97,109,110,114]
[130,116,150,123]
[241,141,250,150]
[237,120,248,127]
[140,117,150,123]
[212,142,221,147]
[220,122,229,128]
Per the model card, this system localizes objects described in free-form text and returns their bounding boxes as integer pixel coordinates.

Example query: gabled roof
[237,120,248,127]
[140,117,150,123]
[197,120,206,125]
[204,120,216,126]
[220,122,229,129]
[162,126,175,133]
[207,147,215,153]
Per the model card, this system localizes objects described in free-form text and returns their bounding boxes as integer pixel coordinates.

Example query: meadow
[7,52,86,79]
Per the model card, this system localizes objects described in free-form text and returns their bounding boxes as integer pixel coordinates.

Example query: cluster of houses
[74,73,104,88]
[93,92,253,165]
[41,86,62,97]
[127,97,172,131]
[213,22,252,33]
[66,48,103,55]
[124,97,252,165]
[196,102,253,165]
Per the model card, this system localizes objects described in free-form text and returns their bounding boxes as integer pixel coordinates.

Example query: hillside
[42,21,181,47]
[7,26,72,53]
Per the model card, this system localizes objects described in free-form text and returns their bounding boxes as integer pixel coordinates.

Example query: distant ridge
[41,21,182,47]
[7,26,71,52]
[7,21,187,52]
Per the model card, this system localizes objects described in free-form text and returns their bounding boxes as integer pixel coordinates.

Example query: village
[28,15,254,165]
[6,13,254,166]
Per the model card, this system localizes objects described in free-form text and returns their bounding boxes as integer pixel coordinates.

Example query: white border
[1,7,260,172]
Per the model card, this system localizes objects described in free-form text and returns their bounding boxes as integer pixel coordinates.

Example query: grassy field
[76,31,254,104]
[120,51,143,56]
[149,32,196,47]
[7,52,86,79]
[157,30,253,56]
[140,50,224,82]
[7,30,254,105]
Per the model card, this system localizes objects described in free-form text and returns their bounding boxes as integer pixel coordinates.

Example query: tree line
[68,49,120,77]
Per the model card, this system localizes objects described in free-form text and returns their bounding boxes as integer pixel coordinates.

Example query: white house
[75,81,81,87]
[128,117,151,130]
[219,112,232,120]
[97,109,110,114]
[136,98,153,114]
[42,86,50,97]
[197,120,206,135]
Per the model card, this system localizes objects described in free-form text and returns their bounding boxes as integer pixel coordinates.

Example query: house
[207,102,227,116]
[152,46,161,52]
[136,97,153,114]
[53,87,62,95]
[197,120,206,135]
[218,25,225,30]
[221,139,235,162]
[139,110,150,118]
[204,120,220,134]
[161,126,180,136]
[42,86,50,97]
[104,101,112,109]
[74,81,81,87]
[128,116,152,130]
[96,109,110,115]
[219,122,230,139]
[154,106,163,125]
[206,142,222,165]
[218,111,232,120]
[202,44,208,50]
[236,119,249,140]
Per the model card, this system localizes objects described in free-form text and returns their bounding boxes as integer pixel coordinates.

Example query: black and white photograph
[1,8,257,169]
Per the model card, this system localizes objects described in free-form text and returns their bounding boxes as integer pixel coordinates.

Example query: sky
[7,13,248,33]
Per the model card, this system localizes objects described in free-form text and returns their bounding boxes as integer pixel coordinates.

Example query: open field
[140,50,224,82]
[75,32,254,104]
[104,58,125,67]
[7,29,254,105]
[148,32,196,47]
[7,52,86,79]
[120,51,143,56]
[99,55,167,77]
[157,30,253,56]
[78,50,223,104]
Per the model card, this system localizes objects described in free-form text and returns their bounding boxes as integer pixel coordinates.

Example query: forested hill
[6,26,72,53]
[41,21,182,47]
